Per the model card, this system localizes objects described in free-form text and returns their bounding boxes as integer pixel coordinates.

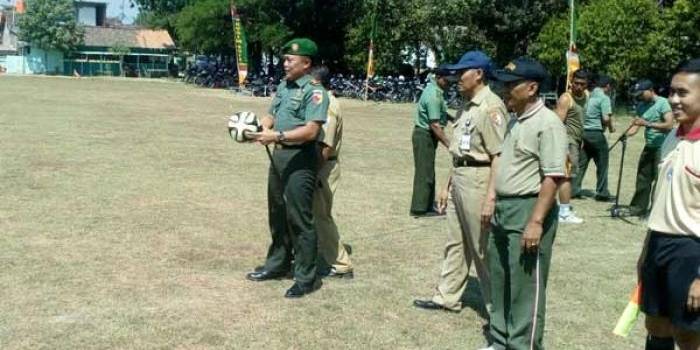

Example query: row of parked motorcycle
[181,56,463,108]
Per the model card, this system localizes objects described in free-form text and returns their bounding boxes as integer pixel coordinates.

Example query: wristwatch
[277,131,286,142]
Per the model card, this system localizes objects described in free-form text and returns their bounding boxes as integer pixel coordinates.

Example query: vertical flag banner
[230,2,248,87]
[565,0,579,91]
[613,283,642,337]
[364,1,378,101]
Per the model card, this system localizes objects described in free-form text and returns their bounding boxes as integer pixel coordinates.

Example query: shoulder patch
[488,108,503,126]
[312,90,324,105]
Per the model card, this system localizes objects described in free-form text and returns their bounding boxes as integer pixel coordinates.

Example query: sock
[645,335,674,350]
[559,204,571,216]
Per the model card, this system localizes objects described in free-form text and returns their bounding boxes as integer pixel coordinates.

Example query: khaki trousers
[432,166,491,311]
[313,160,353,273]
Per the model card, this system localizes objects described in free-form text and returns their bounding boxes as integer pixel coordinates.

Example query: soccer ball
[228,111,260,142]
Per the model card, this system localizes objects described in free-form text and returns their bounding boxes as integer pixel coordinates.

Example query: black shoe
[594,194,616,202]
[412,211,444,218]
[246,270,288,282]
[284,280,321,298]
[413,299,458,312]
[325,269,354,279]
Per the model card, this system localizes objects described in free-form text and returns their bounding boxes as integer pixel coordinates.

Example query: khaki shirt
[320,94,342,159]
[449,86,508,163]
[495,99,568,196]
[648,127,700,237]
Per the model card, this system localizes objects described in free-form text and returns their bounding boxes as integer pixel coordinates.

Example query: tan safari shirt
[495,99,568,196]
[449,86,508,163]
[648,127,700,237]
[320,94,342,159]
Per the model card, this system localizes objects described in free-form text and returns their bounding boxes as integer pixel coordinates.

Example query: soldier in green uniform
[410,67,452,217]
[625,79,673,217]
[246,38,330,299]
[413,51,507,314]
[481,57,568,350]
[553,69,589,224]
[575,75,615,201]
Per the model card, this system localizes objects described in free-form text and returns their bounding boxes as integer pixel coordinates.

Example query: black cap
[492,57,549,83]
[631,79,654,97]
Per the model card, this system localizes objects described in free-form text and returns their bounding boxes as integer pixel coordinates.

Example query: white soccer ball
[227,111,260,142]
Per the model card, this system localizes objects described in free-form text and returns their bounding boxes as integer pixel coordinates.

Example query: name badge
[460,134,471,151]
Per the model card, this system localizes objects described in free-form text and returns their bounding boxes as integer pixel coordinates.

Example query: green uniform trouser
[411,127,438,214]
[432,166,491,311]
[264,145,319,286]
[575,130,610,197]
[628,145,661,215]
[313,159,353,274]
[488,196,558,350]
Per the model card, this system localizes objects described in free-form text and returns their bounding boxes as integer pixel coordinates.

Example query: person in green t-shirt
[625,79,674,217]
[410,66,453,217]
[575,75,615,201]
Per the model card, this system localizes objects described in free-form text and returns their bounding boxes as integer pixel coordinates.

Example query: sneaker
[559,212,583,224]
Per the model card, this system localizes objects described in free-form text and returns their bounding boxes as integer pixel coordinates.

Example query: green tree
[577,0,678,88]
[174,0,233,55]
[17,0,84,53]
[529,15,569,77]
[473,0,568,64]
[664,0,700,63]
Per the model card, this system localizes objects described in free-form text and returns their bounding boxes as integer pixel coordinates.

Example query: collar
[469,85,491,106]
[677,125,700,141]
[288,74,312,87]
[517,98,545,121]
[428,77,444,94]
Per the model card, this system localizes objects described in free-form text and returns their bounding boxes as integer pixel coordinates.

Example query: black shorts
[641,231,700,331]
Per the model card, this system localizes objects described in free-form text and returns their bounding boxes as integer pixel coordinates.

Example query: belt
[496,193,539,199]
[274,143,312,150]
[327,156,338,161]
[453,158,490,168]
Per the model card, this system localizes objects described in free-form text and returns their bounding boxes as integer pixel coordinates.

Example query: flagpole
[569,0,575,48]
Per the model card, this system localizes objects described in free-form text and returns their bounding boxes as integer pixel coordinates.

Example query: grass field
[0,75,651,349]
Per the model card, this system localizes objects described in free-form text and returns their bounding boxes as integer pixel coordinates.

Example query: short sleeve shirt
[414,78,448,130]
[495,100,568,196]
[636,96,672,148]
[448,86,508,163]
[268,74,328,132]
[320,94,343,158]
[647,127,700,237]
[583,87,612,131]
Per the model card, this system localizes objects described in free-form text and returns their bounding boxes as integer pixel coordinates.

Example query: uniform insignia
[505,62,516,71]
[489,109,503,126]
[312,90,324,105]
[291,43,299,52]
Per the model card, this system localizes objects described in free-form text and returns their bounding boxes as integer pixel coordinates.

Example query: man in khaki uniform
[481,57,567,350]
[414,51,507,313]
[310,66,353,278]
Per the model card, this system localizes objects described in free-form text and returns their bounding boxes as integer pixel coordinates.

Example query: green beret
[281,38,318,57]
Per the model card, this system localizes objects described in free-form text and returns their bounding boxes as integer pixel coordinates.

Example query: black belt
[453,158,490,168]
[327,156,338,161]
[274,143,313,150]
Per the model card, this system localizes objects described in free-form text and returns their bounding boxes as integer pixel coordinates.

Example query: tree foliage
[17,0,84,53]
[532,0,698,92]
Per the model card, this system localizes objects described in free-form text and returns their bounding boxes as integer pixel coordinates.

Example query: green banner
[231,2,248,86]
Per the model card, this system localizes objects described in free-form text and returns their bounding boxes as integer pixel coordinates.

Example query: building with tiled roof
[0,0,176,77]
